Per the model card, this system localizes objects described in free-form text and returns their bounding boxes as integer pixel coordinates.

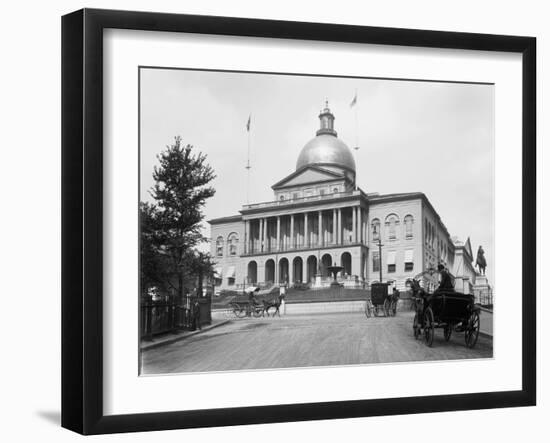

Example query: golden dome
[296,134,356,172]
[296,103,356,172]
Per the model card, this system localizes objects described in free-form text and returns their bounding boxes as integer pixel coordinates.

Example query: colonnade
[244,206,367,255]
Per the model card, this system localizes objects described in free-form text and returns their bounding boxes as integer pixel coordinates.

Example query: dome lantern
[317,100,337,137]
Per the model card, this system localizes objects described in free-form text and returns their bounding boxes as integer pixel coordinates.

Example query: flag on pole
[350,92,357,108]
[246,114,251,131]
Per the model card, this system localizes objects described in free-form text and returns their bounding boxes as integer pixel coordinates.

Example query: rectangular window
[373,251,380,272]
[388,264,396,273]
[404,249,414,271]
[228,277,235,286]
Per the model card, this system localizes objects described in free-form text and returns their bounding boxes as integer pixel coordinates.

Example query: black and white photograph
[138,68,495,375]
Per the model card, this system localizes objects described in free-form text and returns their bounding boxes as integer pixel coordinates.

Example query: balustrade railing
[245,240,364,255]
[242,190,356,210]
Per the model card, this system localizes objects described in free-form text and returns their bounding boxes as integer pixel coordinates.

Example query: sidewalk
[479,307,493,338]
[140,319,231,352]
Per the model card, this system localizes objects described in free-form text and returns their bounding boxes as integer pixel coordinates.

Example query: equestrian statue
[476,245,487,275]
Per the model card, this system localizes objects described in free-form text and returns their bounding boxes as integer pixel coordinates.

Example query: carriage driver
[436,263,454,292]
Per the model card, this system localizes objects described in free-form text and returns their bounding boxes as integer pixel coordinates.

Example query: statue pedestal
[474,273,492,307]
[475,274,489,286]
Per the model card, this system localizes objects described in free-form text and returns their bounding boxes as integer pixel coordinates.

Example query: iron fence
[140,295,212,340]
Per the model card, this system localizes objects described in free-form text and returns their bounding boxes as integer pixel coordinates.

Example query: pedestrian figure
[184,290,191,329]
[192,299,201,330]
[279,284,286,315]
[391,286,400,315]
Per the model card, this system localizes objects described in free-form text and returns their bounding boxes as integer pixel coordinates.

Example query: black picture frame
[61,8,536,435]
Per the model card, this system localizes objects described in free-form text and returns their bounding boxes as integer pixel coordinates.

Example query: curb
[140,320,232,351]
[479,330,493,339]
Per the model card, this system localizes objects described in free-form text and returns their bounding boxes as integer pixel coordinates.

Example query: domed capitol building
[208,103,482,295]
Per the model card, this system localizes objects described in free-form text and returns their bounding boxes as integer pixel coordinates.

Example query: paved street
[140,311,493,374]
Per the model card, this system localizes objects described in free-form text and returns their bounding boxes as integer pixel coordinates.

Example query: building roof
[207,214,242,225]
[271,165,346,190]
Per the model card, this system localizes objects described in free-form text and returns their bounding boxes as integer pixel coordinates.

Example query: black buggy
[365,282,399,318]
[409,276,481,348]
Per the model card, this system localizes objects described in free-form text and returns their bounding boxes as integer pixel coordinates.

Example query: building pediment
[272,165,345,190]
[464,237,473,261]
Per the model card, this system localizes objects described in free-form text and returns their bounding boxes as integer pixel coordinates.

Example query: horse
[262,295,283,317]
[406,278,428,313]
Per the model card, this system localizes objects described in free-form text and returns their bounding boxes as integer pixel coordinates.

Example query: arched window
[385,214,400,241]
[371,218,380,241]
[279,195,285,201]
[227,233,239,256]
[216,236,224,256]
[333,187,339,193]
[424,218,430,243]
[404,215,414,239]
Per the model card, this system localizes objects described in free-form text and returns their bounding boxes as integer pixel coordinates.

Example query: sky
[140,68,494,282]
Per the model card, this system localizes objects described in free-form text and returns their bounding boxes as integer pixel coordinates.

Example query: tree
[140,136,216,299]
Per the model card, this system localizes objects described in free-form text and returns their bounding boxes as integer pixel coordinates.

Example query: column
[258,218,264,252]
[244,220,249,254]
[352,207,357,243]
[276,216,281,252]
[358,207,363,244]
[290,214,295,249]
[337,208,342,245]
[304,213,309,248]
[365,213,369,243]
[318,211,323,247]
[333,209,337,245]
[263,218,267,252]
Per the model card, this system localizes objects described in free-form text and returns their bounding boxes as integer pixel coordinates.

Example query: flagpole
[246,115,251,204]
[352,89,359,191]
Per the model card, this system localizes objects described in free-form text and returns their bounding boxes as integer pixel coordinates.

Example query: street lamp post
[376,236,384,283]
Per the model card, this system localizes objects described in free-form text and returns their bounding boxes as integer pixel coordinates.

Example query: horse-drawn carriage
[365,282,399,318]
[229,286,282,318]
[409,275,480,348]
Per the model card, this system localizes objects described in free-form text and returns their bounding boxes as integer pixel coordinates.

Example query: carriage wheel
[444,324,452,342]
[252,305,264,318]
[383,299,391,317]
[465,311,480,348]
[413,312,421,339]
[423,307,434,347]
[232,303,247,318]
